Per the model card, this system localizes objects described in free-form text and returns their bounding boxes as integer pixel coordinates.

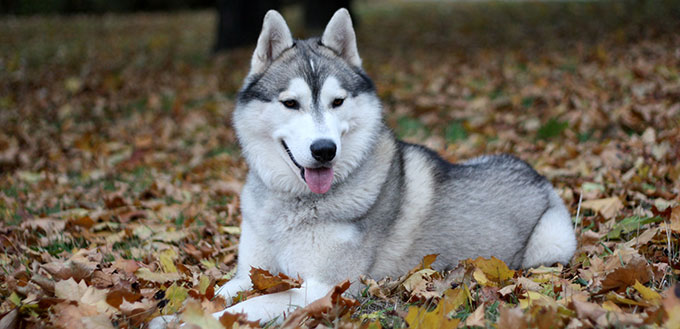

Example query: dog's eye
[281,100,299,109]
[332,98,345,108]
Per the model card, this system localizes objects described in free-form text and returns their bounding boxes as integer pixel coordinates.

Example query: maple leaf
[54,278,117,314]
[50,303,115,329]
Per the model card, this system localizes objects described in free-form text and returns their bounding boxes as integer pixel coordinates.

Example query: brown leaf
[218,311,260,329]
[600,257,652,292]
[50,303,99,329]
[104,194,127,209]
[249,267,302,294]
[498,306,528,329]
[281,280,358,328]
[670,206,680,234]
[66,216,95,230]
[106,289,142,309]
[112,258,140,274]
[663,284,680,328]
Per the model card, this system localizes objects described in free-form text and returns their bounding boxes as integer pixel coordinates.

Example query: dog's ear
[250,10,294,75]
[321,8,361,67]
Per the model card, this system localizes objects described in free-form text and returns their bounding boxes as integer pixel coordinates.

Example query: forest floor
[1,1,679,328]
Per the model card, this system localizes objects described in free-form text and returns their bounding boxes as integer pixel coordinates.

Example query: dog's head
[233,9,383,195]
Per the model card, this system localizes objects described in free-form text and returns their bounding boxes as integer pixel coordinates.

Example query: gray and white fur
[150,8,577,327]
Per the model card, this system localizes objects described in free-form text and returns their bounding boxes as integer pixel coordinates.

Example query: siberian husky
[150,8,576,327]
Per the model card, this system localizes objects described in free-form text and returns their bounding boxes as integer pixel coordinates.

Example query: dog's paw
[214,277,252,306]
[147,315,180,329]
[212,297,285,324]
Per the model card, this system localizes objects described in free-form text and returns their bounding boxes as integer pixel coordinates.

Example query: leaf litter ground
[1,1,680,328]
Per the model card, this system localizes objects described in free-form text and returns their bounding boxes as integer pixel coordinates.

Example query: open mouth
[281,140,334,194]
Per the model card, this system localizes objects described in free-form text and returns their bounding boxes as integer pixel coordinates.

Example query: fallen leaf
[280,280,358,328]
[662,284,680,329]
[402,268,439,301]
[466,256,515,286]
[249,267,302,294]
[463,304,486,327]
[159,248,178,273]
[106,289,142,309]
[600,257,652,292]
[50,303,98,329]
[498,306,528,329]
[633,280,661,306]
[162,283,188,314]
[218,311,260,329]
[181,300,224,329]
[671,206,680,233]
[135,267,181,283]
[404,301,460,329]
[582,197,624,219]
[55,278,117,314]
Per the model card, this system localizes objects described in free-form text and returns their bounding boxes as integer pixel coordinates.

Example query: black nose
[310,139,336,163]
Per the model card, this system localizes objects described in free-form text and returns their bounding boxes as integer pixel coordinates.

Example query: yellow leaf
[473,268,491,286]
[9,292,21,306]
[198,275,211,295]
[441,287,469,314]
[606,291,645,306]
[163,283,188,315]
[520,291,558,309]
[633,280,661,305]
[219,226,241,235]
[405,303,460,329]
[421,254,438,269]
[135,267,181,283]
[601,300,622,312]
[181,300,225,329]
[159,249,178,273]
[466,256,515,286]
[405,288,468,326]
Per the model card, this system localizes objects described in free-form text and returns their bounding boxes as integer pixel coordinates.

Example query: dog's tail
[521,190,577,268]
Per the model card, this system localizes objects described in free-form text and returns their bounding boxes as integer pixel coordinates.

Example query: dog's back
[365,138,576,279]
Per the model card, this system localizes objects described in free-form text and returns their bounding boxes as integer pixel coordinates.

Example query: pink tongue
[304,167,334,194]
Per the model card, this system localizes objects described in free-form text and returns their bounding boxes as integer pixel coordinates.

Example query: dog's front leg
[212,278,333,323]
[215,220,277,304]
